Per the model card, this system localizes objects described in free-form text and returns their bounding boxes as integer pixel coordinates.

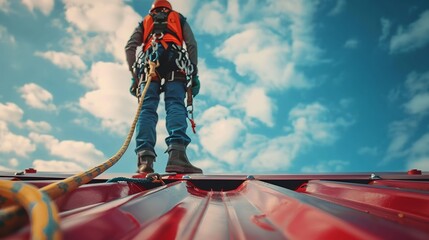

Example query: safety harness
[133,9,197,133]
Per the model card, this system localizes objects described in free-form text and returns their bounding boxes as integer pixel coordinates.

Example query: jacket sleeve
[182,20,198,75]
[125,22,144,72]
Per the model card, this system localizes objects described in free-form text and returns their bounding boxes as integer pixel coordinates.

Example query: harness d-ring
[153,32,164,40]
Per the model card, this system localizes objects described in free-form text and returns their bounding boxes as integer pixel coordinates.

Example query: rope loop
[106,175,165,187]
[0,181,61,239]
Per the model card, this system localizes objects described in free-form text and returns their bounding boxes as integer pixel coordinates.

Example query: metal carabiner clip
[149,51,159,62]
[175,52,187,71]
[186,63,194,76]
[152,32,164,40]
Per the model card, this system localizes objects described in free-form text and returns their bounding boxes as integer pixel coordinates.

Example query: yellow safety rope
[0,61,158,237]
[0,180,61,240]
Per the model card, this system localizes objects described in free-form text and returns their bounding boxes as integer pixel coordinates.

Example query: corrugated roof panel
[3,173,429,239]
[303,180,429,221]
[240,180,429,240]
[370,179,429,191]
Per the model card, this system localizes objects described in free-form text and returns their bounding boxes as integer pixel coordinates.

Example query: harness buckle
[167,70,175,82]
[152,32,164,40]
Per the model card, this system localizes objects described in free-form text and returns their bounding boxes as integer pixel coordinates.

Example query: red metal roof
[2,171,429,239]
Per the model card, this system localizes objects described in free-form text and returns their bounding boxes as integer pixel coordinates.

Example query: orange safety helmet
[150,0,172,12]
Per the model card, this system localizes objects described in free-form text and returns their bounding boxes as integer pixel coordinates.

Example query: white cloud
[216,28,310,91]
[30,132,105,167]
[261,2,320,68]
[407,158,429,171]
[0,0,11,13]
[195,102,352,172]
[212,1,320,92]
[385,71,429,166]
[385,119,416,161]
[25,120,52,133]
[301,160,349,173]
[390,10,429,53]
[21,0,54,16]
[192,158,225,173]
[0,103,50,157]
[410,133,429,159]
[78,62,135,135]
[64,30,107,62]
[0,122,36,157]
[18,83,56,111]
[64,0,129,32]
[404,93,429,115]
[28,132,56,145]
[405,71,429,95]
[198,61,276,127]
[0,102,24,126]
[171,0,198,17]
[358,146,379,156]
[33,159,84,172]
[328,0,346,16]
[198,60,239,103]
[35,51,86,70]
[248,134,303,171]
[9,158,19,167]
[239,87,275,127]
[379,18,391,42]
[199,105,230,123]
[195,0,240,35]
[0,25,15,44]
[388,87,401,103]
[403,71,429,115]
[339,98,353,108]
[344,38,359,49]
[245,101,352,172]
[0,165,15,172]
[62,0,141,63]
[289,103,351,144]
[48,140,104,167]
[155,118,168,152]
[199,105,246,164]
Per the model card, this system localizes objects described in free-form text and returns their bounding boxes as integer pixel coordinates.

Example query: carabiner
[149,51,159,62]
[152,32,164,40]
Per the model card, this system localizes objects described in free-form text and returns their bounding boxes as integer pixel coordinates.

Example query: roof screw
[246,175,255,180]
[182,175,191,179]
[370,173,381,180]
[25,168,37,174]
[407,169,422,175]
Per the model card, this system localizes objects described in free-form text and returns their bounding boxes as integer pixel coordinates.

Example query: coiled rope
[0,61,157,238]
[0,181,61,239]
[107,174,165,187]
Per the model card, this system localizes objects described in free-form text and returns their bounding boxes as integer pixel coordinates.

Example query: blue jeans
[135,80,191,155]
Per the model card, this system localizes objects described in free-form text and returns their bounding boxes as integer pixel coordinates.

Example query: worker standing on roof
[125,0,202,174]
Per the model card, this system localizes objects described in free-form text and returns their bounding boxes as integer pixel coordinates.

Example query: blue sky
[1,0,429,174]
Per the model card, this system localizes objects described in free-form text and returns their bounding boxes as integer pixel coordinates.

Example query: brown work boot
[137,150,156,173]
[165,144,203,173]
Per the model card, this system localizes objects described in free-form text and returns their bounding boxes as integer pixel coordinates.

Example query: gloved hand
[130,77,138,97]
[192,75,200,97]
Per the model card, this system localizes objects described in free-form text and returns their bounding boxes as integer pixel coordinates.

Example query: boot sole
[166,165,203,174]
